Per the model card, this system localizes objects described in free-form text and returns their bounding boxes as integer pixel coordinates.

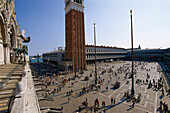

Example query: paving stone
[36,61,170,113]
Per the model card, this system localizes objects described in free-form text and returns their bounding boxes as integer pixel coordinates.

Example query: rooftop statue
[20,29,31,43]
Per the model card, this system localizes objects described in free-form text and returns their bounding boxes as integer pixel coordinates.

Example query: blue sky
[15,0,170,56]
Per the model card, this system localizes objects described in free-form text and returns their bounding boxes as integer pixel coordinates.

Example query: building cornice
[65,1,84,14]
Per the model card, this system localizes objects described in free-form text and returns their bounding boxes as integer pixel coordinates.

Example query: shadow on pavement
[60,101,69,106]
[127,105,134,111]
[98,98,127,111]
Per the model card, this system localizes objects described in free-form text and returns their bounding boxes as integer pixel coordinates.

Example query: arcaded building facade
[65,0,86,70]
[86,45,127,64]
[0,0,30,65]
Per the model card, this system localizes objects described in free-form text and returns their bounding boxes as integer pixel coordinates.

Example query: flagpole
[130,10,135,96]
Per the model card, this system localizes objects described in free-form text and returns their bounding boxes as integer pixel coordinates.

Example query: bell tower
[65,0,86,70]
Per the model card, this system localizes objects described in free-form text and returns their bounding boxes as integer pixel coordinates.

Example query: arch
[0,13,6,64]
[0,13,6,43]
[10,25,15,48]
[0,20,5,44]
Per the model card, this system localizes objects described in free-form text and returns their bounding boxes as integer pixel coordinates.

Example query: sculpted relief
[0,0,6,12]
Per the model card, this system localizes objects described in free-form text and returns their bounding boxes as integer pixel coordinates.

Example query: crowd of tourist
[30,62,169,113]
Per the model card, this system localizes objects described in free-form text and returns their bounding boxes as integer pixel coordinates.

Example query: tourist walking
[68,96,70,102]
[90,107,93,113]
[111,97,113,105]
[79,106,81,112]
[114,98,116,105]
[132,99,135,107]
[162,88,164,97]
[102,100,105,108]
[97,99,99,107]
[106,86,109,91]
[95,98,98,106]
[159,101,162,112]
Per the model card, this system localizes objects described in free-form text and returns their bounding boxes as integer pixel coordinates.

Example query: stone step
[0,66,18,69]
[0,83,6,89]
[0,73,22,77]
[0,94,12,100]
[0,74,22,77]
[0,102,7,107]
[10,76,21,80]
[0,68,22,70]
[0,71,23,74]
[0,99,8,104]
[0,66,22,69]
[0,76,8,79]
[0,83,16,91]
[0,106,8,112]
[0,73,12,76]
[11,74,23,77]
[6,80,19,84]
[0,79,20,89]
[0,90,13,95]
[0,79,8,83]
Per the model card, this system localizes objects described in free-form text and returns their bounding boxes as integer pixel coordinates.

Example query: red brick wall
[65,9,86,70]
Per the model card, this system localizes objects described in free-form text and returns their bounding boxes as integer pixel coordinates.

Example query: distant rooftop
[85,44,126,50]
[43,50,65,55]
[43,47,65,54]
[127,48,165,52]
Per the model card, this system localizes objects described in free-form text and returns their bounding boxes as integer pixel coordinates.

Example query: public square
[33,61,170,113]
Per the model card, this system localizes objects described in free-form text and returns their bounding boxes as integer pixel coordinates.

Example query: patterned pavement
[35,61,170,113]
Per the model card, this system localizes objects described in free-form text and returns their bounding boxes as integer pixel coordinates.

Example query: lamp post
[94,23,97,85]
[130,10,135,96]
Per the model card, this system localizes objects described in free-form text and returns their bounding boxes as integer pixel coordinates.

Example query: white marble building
[0,0,29,65]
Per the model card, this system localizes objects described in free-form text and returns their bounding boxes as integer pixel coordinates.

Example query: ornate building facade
[0,0,30,65]
[65,0,86,71]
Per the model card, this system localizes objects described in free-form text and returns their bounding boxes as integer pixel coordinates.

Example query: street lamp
[94,23,97,85]
[130,10,135,96]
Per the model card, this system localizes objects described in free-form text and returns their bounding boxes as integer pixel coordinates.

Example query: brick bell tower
[65,0,86,71]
